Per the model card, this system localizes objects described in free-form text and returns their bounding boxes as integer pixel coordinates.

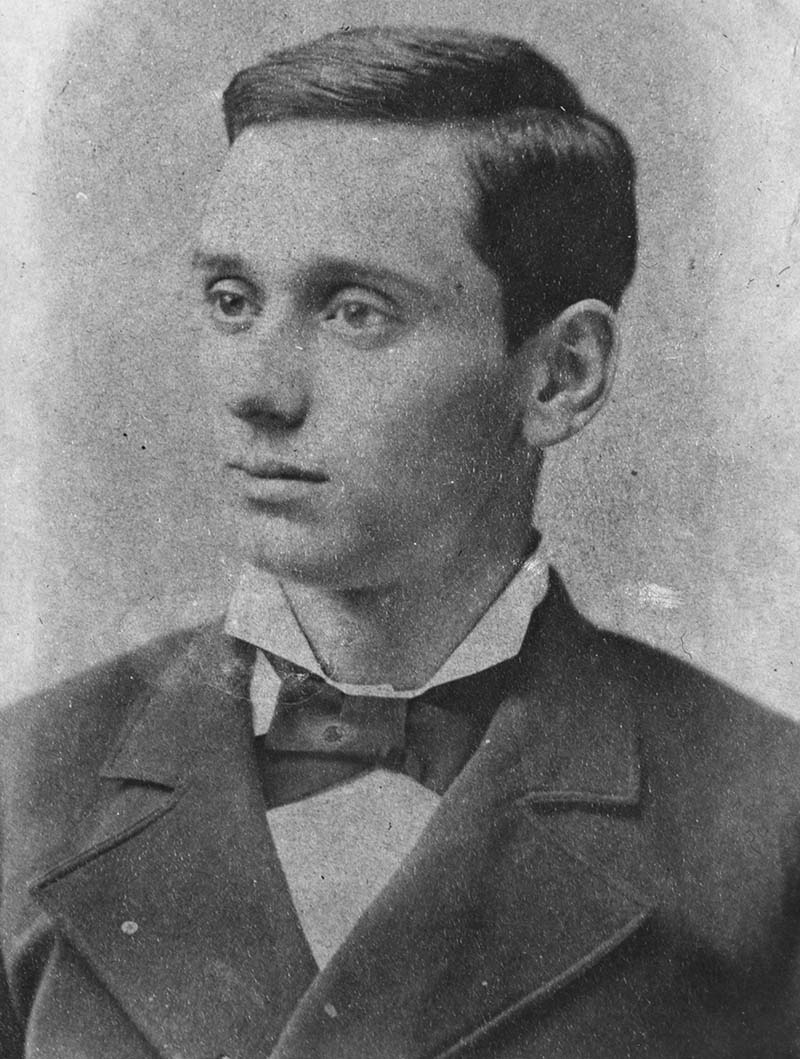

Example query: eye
[204,278,260,330]
[322,290,399,344]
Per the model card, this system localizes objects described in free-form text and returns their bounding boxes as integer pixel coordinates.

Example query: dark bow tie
[255,654,507,808]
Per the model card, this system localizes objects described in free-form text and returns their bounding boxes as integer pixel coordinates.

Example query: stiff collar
[225,544,550,736]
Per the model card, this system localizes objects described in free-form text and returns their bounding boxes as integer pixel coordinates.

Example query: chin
[237,517,386,590]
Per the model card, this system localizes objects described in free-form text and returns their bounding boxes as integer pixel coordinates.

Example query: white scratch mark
[639,583,684,610]
[624,582,684,610]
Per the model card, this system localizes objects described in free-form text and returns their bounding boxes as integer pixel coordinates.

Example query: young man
[1,26,798,1059]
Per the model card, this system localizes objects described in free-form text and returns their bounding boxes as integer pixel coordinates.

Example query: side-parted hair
[223,26,637,348]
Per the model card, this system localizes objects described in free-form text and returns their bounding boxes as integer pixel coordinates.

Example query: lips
[227,458,328,483]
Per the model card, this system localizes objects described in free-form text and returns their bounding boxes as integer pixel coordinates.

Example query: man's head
[223,26,637,348]
[195,27,637,591]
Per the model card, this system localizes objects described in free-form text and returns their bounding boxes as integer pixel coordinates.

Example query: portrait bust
[1,9,798,1058]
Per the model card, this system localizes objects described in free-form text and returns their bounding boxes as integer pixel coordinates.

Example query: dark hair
[223,26,637,347]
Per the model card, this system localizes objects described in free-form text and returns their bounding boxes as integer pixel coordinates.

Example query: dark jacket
[1,574,799,1058]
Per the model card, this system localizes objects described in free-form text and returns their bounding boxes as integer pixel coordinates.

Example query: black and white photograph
[1,2,799,1056]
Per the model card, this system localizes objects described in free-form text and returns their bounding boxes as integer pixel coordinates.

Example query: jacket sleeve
[0,958,24,1058]
[787,813,800,1057]
[0,814,25,1056]
[0,713,26,1057]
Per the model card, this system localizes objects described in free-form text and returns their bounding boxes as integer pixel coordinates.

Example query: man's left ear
[518,299,619,448]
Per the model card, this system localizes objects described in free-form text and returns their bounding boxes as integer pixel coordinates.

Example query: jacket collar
[31,572,651,1059]
[102,570,639,805]
[270,572,649,1059]
[32,627,318,1058]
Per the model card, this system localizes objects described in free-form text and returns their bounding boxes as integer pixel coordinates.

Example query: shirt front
[224,541,550,969]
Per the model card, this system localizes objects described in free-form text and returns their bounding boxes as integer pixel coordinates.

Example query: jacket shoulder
[3,623,211,740]
[597,622,798,754]
[0,624,220,827]
[544,575,798,754]
[578,617,800,902]
[585,618,799,782]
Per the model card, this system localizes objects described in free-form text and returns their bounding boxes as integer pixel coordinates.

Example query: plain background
[1,0,798,717]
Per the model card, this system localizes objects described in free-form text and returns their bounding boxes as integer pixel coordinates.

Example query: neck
[278,518,536,690]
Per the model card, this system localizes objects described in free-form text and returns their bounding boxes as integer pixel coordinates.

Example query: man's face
[195,121,535,590]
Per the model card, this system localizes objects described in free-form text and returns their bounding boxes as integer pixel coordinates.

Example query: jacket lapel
[30,624,317,1059]
[271,575,655,1059]
[30,576,655,1059]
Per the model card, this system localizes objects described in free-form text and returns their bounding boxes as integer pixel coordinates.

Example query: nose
[222,310,310,432]
[226,385,308,431]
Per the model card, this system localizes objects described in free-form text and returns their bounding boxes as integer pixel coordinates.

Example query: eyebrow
[191,251,253,276]
[190,250,436,303]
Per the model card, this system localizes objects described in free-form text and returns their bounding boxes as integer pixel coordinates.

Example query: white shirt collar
[225,544,549,736]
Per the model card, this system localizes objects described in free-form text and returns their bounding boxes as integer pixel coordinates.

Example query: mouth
[226,458,328,483]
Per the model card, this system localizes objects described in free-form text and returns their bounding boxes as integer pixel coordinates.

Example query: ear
[519,299,619,448]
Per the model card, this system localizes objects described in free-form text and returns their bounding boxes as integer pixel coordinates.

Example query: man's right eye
[205,280,259,328]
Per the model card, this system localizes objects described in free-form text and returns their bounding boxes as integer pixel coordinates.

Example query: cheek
[197,336,234,412]
[368,364,519,492]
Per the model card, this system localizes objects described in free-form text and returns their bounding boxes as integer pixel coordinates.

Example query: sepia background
[2,0,799,715]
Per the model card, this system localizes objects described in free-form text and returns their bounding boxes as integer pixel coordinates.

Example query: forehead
[199,121,485,286]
